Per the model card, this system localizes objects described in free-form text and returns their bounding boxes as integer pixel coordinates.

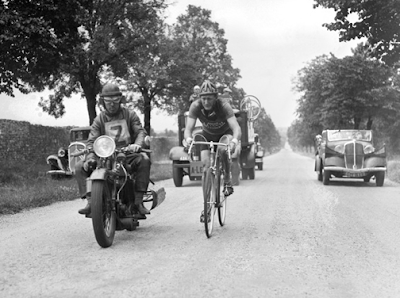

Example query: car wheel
[258,163,263,171]
[172,162,183,187]
[375,172,385,187]
[323,170,330,185]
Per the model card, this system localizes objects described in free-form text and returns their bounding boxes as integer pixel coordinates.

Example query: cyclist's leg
[218,134,234,196]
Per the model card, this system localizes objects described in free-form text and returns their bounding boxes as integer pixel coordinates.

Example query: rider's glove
[184,137,193,147]
[128,144,141,153]
[83,158,97,172]
[229,138,238,154]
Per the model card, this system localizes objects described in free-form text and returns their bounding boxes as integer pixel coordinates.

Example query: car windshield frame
[327,130,372,142]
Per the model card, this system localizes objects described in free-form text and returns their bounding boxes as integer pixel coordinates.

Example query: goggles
[103,96,122,104]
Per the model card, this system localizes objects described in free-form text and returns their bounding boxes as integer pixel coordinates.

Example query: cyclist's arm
[227,116,241,142]
[184,117,196,140]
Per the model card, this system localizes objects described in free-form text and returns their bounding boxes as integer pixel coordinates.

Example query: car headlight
[93,135,116,158]
[58,148,66,158]
[364,144,375,154]
[334,144,345,154]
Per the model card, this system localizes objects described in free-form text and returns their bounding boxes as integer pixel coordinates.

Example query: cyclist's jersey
[188,97,234,136]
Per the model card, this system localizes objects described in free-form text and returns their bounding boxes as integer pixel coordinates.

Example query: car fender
[46,155,65,170]
[169,146,189,161]
[240,143,256,168]
[315,155,321,172]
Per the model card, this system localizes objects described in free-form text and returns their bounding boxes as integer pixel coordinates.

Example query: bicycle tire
[217,158,227,226]
[203,168,216,238]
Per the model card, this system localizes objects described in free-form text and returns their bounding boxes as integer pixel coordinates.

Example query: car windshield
[72,130,90,142]
[327,130,371,142]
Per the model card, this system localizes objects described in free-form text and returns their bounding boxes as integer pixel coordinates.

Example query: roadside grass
[0,161,172,216]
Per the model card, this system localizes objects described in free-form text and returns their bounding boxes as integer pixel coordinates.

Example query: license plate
[190,161,203,177]
[346,172,365,178]
[255,158,262,163]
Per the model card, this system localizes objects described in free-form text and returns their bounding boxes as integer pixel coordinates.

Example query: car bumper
[324,166,386,177]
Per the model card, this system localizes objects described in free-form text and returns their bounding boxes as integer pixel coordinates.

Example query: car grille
[344,142,364,169]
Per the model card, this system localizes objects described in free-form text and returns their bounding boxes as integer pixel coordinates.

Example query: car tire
[248,167,255,180]
[323,170,330,185]
[317,168,323,181]
[258,163,263,171]
[242,168,249,180]
[375,172,385,187]
[172,162,183,187]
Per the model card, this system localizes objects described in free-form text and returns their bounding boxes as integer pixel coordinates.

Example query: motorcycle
[72,135,166,248]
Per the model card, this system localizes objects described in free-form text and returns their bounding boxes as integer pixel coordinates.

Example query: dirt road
[1,148,400,297]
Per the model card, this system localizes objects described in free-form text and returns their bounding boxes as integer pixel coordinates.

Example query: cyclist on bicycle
[184,80,241,199]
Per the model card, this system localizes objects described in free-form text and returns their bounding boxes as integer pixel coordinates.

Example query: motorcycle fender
[90,168,107,181]
[169,146,189,161]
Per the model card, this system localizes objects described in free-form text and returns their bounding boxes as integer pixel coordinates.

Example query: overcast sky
[0,0,361,131]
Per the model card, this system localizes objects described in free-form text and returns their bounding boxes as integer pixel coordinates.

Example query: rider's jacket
[87,107,146,148]
[188,97,235,136]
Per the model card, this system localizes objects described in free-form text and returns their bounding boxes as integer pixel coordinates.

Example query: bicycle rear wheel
[203,168,216,238]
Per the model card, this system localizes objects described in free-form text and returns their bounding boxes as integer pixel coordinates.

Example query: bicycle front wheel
[203,168,216,238]
[217,162,227,226]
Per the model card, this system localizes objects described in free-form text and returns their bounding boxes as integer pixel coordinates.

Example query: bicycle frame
[188,140,231,237]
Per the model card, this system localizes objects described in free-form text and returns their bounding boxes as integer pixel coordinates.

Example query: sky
[0,0,361,131]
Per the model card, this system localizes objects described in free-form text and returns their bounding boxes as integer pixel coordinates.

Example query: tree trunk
[366,116,373,130]
[142,90,152,135]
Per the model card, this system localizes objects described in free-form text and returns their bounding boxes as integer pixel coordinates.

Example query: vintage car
[314,129,386,186]
[46,126,91,179]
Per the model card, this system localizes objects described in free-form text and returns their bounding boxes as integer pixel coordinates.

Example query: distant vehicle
[46,126,91,179]
[314,129,386,186]
[254,135,264,171]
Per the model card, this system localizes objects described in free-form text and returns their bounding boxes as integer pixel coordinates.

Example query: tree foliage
[289,45,399,150]
[314,0,400,65]
[162,5,241,113]
[1,0,167,125]
[254,108,281,153]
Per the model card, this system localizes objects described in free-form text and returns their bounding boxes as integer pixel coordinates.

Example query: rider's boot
[134,192,150,215]
[223,180,234,196]
[78,197,91,214]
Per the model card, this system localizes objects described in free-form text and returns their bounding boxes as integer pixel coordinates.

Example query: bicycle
[188,136,232,238]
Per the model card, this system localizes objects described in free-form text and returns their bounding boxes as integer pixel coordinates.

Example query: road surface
[1,148,400,297]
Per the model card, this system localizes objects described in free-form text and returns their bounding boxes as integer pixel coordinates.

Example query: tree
[163,5,241,114]
[295,47,394,131]
[1,0,167,125]
[0,0,83,96]
[314,0,400,65]
[253,108,281,153]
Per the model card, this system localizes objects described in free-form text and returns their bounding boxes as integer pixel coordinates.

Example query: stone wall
[0,119,178,164]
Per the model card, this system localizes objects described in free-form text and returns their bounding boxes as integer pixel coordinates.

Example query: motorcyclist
[75,82,151,216]
[189,85,201,104]
[184,80,241,222]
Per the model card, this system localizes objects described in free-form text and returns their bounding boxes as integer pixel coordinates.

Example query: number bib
[104,120,131,146]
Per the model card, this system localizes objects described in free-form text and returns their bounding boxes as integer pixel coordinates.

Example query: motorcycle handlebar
[70,147,152,157]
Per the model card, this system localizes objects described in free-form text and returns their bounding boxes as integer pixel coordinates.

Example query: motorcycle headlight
[334,144,345,154]
[364,144,375,154]
[93,135,116,158]
[58,148,66,158]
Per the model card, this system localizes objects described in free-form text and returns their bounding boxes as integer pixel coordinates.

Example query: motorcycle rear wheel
[92,180,116,248]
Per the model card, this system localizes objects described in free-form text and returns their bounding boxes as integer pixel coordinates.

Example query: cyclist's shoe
[223,181,234,196]
[200,209,211,223]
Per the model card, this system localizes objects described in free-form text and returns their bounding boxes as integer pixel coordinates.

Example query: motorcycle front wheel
[91,180,116,248]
